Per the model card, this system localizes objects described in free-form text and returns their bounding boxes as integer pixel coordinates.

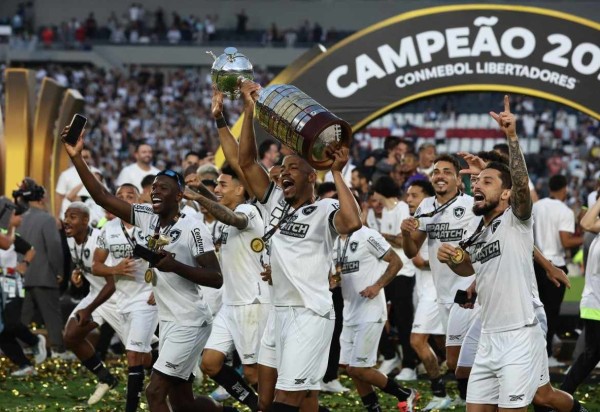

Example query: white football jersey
[131,204,215,326]
[532,198,575,267]
[262,184,338,316]
[465,208,537,333]
[417,194,476,303]
[97,218,156,314]
[68,228,106,296]
[380,200,415,277]
[219,203,269,305]
[334,226,389,325]
[581,233,600,316]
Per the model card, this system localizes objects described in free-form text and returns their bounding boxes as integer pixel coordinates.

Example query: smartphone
[454,289,477,305]
[64,114,87,146]
[133,244,163,266]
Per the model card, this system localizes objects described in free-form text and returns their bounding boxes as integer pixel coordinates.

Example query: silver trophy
[207,47,254,99]
[208,48,352,170]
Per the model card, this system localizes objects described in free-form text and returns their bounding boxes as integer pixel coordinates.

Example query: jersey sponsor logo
[294,378,307,385]
[492,220,501,233]
[133,204,153,215]
[350,241,359,252]
[509,394,525,402]
[302,205,317,215]
[268,205,286,228]
[243,353,256,360]
[453,206,466,219]
[367,236,387,256]
[109,243,134,259]
[448,334,462,341]
[426,223,464,241]
[109,233,120,239]
[280,221,309,238]
[471,240,501,264]
[129,340,143,347]
[413,323,421,329]
[341,261,360,274]
[355,357,368,363]
[192,228,205,254]
[220,231,229,245]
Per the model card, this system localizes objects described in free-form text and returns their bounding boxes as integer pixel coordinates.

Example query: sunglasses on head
[201,179,217,187]
[157,170,185,191]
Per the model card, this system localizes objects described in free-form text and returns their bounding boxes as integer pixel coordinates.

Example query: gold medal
[72,269,82,284]
[413,218,420,227]
[145,268,154,284]
[450,247,465,264]
[332,264,342,284]
[250,238,265,253]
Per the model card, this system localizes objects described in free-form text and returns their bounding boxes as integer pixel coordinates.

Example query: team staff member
[238,79,363,412]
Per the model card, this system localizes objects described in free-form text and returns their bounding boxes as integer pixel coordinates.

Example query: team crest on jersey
[492,220,501,233]
[302,206,317,216]
[169,229,182,243]
[84,249,90,259]
[453,206,466,219]
[350,241,359,252]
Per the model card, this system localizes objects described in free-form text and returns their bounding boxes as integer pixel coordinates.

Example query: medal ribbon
[72,227,91,270]
[261,200,310,244]
[335,235,352,274]
[459,210,507,251]
[414,191,461,220]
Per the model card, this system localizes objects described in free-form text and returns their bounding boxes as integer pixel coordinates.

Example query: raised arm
[62,128,133,223]
[183,188,248,230]
[580,196,600,233]
[212,86,256,199]
[490,95,531,220]
[237,80,271,202]
[332,148,362,234]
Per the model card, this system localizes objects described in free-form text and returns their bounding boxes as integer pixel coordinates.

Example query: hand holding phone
[64,114,87,146]
[454,289,477,306]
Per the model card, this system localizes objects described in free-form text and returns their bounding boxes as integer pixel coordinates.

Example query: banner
[287,5,600,129]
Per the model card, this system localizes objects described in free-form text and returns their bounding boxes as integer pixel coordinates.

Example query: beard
[473,197,500,216]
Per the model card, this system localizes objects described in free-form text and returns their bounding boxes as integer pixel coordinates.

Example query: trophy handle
[206,51,217,61]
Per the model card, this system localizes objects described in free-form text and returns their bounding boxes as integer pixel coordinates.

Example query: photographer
[16,178,67,358]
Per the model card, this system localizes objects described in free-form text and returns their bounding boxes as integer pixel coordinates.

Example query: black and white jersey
[417,194,476,303]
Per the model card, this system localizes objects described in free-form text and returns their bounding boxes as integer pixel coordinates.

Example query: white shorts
[340,321,385,368]
[122,309,159,353]
[412,299,444,335]
[258,307,277,368]
[467,325,549,408]
[205,303,270,365]
[457,306,549,369]
[153,320,212,381]
[274,306,334,391]
[442,302,480,347]
[69,294,125,343]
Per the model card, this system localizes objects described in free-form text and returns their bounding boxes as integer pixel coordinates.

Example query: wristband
[215,116,227,129]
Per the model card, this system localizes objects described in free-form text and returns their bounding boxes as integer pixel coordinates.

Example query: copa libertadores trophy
[208,47,352,170]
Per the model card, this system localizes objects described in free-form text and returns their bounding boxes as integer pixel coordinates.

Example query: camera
[12,178,45,202]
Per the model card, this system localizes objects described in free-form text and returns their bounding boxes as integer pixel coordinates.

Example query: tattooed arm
[183,188,248,230]
[490,95,532,220]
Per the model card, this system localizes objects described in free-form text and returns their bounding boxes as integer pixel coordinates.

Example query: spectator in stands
[41,26,55,48]
[236,9,248,35]
[85,13,97,39]
[116,142,161,191]
[17,179,66,358]
[258,140,280,171]
[55,148,98,219]
[182,151,202,172]
[417,142,436,176]
[372,137,402,183]
[139,174,156,205]
[350,167,370,203]
[399,152,428,192]
[166,24,181,44]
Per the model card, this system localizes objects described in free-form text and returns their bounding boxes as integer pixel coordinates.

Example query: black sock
[81,354,115,385]
[271,402,300,412]
[457,378,468,400]
[125,366,144,412]
[430,376,446,397]
[361,391,382,411]
[382,378,412,402]
[212,364,258,411]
